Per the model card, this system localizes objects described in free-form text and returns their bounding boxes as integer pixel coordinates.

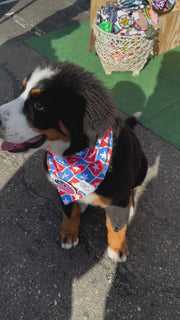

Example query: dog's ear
[60,91,91,156]
[61,87,118,156]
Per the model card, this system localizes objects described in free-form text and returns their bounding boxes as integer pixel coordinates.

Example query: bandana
[47,129,113,205]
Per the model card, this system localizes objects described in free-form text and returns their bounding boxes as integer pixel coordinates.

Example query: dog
[0,61,148,262]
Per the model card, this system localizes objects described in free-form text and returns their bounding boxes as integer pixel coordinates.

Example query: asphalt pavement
[0,1,179,319]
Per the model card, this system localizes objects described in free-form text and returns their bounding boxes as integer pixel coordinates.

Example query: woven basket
[94,23,155,76]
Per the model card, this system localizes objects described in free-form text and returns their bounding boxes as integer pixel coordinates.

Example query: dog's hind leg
[106,205,130,262]
[56,202,80,249]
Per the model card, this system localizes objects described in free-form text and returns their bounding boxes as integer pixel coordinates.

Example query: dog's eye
[34,102,44,111]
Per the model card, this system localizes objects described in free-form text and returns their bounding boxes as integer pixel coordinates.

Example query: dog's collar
[47,129,113,205]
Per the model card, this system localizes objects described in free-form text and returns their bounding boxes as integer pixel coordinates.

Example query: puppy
[0,61,147,262]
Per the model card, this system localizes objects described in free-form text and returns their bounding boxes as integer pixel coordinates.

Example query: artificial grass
[26,21,180,149]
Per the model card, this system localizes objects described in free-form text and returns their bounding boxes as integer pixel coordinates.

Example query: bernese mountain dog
[0,61,148,262]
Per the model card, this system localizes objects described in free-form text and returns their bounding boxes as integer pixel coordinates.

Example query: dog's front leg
[57,202,80,249]
[106,205,130,262]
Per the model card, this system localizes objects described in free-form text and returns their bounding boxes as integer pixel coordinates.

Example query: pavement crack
[12,13,45,36]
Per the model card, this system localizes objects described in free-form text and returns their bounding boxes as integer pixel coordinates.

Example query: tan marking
[59,121,70,137]
[92,194,111,208]
[22,77,27,87]
[29,123,71,143]
[106,215,129,257]
[30,88,41,98]
[57,202,80,246]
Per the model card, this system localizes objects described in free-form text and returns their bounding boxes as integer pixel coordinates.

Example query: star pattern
[47,129,113,205]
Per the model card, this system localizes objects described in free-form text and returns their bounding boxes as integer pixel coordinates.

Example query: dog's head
[0,62,118,157]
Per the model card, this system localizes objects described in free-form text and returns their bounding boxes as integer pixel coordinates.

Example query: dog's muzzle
[1,134,46,153]
[0,98,47,153]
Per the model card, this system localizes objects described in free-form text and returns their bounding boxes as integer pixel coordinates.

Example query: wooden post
[158,2,180,54]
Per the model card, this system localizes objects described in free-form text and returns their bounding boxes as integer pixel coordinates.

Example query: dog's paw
[56,232,79,249]
[107,247,128,263]
[107,240,129,263]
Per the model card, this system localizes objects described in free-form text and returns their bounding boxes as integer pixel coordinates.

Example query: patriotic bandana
[47,129,113,205]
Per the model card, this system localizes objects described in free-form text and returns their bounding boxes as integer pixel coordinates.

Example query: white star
[101,168,107,175]
[107,153,111,161]
[61,173,69,179]
[100,151,107,160]
[93,163,100,172]
[75,194,81,200]
[82,173,89,181]
[72,166,79,172]
[63,198,70,205]
[104,137,109,143]
[93,182,99,188]
[76,151,84,156]
[88,151,96,159]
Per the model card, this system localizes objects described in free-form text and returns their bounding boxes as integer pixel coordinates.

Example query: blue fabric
[47,129,113,205]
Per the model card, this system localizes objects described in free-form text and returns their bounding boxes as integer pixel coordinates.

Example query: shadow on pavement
[0,151,107,319]
[0,1,179,319]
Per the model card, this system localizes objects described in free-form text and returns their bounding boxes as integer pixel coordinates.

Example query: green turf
[26,21,180,149]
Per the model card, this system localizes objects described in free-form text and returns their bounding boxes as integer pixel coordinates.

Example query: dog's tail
[125,112,142,129]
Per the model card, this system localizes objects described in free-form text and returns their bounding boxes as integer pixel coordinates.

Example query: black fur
[24,61,120,155]
[125,115,139,129]
[26,61,147,229]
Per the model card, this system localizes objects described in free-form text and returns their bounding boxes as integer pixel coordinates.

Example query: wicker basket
[94,22,155,76]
